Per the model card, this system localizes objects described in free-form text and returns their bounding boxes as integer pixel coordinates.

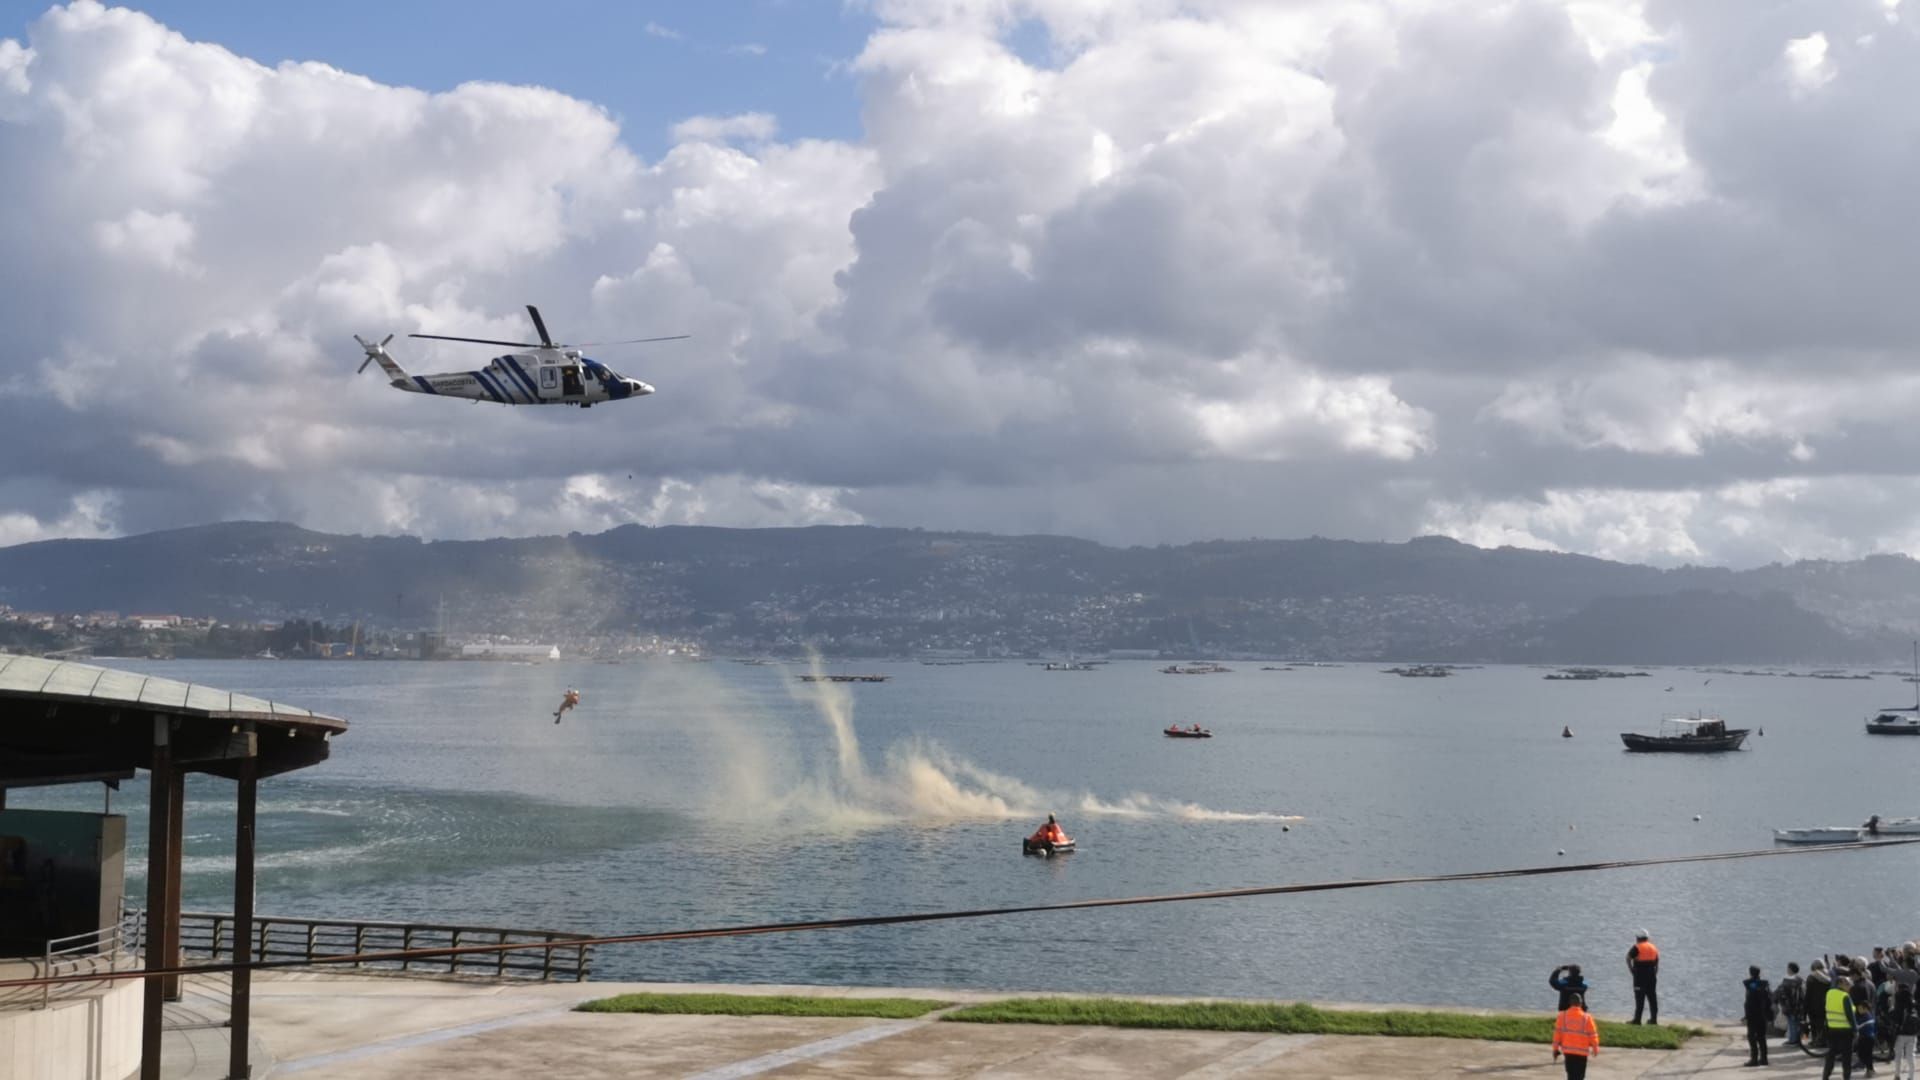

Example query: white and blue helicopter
[355,305,684,408]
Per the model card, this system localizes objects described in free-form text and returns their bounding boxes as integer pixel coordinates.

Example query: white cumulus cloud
[1,0,1918,568]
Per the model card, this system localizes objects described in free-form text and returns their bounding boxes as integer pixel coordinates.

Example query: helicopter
[355,305,684,408]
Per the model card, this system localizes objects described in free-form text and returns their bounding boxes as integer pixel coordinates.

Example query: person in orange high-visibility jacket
[1628,929,1660,1024]
[1553,994,1601,1080]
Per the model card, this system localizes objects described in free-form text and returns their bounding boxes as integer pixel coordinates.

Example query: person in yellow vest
[1553,993,1601,1079]
[1827,974,1859,1080]
[1628,929,1660,1024]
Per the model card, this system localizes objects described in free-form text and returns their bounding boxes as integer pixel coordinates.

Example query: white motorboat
[1773,827,1864,844]
[1863,815,1920,835]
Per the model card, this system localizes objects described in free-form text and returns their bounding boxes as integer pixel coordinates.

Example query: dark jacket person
[1743,966,1773,1066]
[1551,965,1590,1011]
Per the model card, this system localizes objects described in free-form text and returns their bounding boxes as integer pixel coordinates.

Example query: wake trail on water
[691,658,1299,829]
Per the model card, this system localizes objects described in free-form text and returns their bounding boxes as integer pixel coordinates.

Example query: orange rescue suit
[1553,1007,1600,1057]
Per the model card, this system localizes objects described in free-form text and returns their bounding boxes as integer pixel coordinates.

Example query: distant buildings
[458,643,561,661]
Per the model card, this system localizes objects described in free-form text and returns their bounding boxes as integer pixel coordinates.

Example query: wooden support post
[140,717,172,1080]
[449,929,462,974]
[161,764,185,1001]
[228,752,257,1079]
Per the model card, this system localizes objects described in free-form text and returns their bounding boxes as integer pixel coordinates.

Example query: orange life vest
[1633,941,1660,963]
[1554,1007,1600,1057]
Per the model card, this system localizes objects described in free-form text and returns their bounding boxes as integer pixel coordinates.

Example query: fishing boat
[1773,827,1864,844]
[1867,642,1920,734]
[1164,725,1213,738]
[1619,715,1749,753]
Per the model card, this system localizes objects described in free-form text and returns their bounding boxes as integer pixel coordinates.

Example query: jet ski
[1164,725,1213,738]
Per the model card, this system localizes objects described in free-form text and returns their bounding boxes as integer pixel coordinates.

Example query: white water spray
[695,658,1300,829]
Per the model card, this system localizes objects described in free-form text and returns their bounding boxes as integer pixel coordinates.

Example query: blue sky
[1,1,877,157]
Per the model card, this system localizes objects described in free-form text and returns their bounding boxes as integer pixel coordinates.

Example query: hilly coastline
[0,522,1914,664]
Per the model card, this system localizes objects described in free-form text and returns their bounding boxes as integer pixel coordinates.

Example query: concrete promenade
[155,973,1848,1078]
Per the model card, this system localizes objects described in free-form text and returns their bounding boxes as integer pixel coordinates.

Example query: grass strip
[575,992,951,1019]
[942,998,1697,1050]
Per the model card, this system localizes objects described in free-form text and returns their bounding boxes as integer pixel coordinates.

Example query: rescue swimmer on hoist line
[553,688,582,724]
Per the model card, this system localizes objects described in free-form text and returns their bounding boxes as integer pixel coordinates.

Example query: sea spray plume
[794,651,867,795]
[764,656,1301,826]
[614,656,1301,827]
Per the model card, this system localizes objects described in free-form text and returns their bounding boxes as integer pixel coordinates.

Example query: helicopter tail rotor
[354,333,394,373]
[354,334,406,382]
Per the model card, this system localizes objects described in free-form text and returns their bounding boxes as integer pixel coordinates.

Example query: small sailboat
[1868,643,1920,734]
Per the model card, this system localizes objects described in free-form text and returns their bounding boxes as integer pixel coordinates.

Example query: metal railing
[137,910,593,982]
[2,909,142,1010]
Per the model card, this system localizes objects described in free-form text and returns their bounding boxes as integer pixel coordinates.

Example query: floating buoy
[1759,728,1765,736]
[1569,824,1576,831]
[1282,825,1291,832]
[1693,814,1702,821]
[1561,725,1573,738]
[1557,849,1566,856]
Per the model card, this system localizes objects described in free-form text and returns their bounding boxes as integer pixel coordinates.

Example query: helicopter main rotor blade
[408,333,545,348]
[526,305,555,348]
[571,334,693,346]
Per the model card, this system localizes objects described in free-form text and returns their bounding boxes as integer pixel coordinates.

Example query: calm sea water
[14,658,1919,1020]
